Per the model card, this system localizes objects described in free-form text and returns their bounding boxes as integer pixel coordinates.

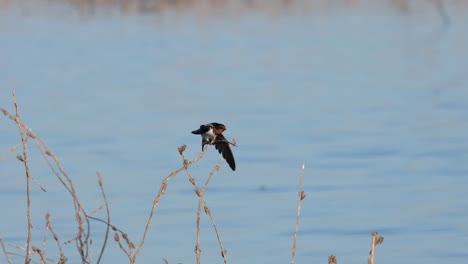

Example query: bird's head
[211,122,226,135]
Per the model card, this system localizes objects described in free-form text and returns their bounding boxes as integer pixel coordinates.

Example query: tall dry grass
[1,92,383,263]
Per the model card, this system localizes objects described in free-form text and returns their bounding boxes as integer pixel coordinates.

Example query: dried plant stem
[180,151,227,263]
[291,163,306,264]
[131,145,210,263]
[194,159,223,264]
[96,172,110,264]
[368,231,384,264]
[189,180,227,263]
[2,95,91,263]
[204,203,227,262]
[41,215,49,264]
[369,232,376,264]
[12,91,32,264]
[46,213,66,263]
[0,239,13,264]
[37,136,90,262]
[1,143,20,160]
[2,95,234,264]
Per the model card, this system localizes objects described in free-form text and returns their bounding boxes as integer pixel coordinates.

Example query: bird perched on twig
[191,122,236,171]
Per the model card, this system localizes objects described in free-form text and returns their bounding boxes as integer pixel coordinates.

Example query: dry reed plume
[1,92,383,263]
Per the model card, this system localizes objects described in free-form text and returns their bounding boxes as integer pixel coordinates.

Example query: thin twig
[0,239,13,264]
[1,143,20,160]
[41,214,49,264]
[368,231,384,264]
[87,214,134,261]
[131,145,210,263]
[195,159,222,264]
[96,172,110,264]
[2,103,90,263]
[46,213,66,264]
[180,145,228,263]
[12,91,32,264]
[181,156,227,263]
[35,135,91,263]
[291,163,306,264]
[1,103,46,193]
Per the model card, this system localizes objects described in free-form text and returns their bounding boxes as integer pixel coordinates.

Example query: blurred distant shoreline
[0,0,465,17]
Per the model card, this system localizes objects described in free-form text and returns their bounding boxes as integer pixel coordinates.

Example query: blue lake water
[1,1,468,263]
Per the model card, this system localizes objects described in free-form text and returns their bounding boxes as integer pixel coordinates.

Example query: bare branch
[291,163,305,264]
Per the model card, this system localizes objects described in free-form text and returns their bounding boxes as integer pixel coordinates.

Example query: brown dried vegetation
[1,93,382,263]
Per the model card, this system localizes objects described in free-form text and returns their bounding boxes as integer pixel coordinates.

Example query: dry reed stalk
[368,231,384,264]
[1,109,46,192]
[46,213,66,263]
[194,159,222,264]
[291,163,305,264]
[36,136,90,262]
[0,239,13,264]
[130,145,210,263]
[96,172,110,264]
[180,148,228,263]
[41,214,49,264]
[11,91,33,264]
[2,95,91,263]
[31,245,45,263]
[2,95,231,263]
[1,143,20,160]
[87,206,143,261]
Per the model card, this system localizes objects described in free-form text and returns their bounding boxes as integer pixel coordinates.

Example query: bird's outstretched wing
[214,134,236,171]
[191,125,210,135]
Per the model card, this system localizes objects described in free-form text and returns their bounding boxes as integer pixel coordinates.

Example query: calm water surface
[1,2,468,264]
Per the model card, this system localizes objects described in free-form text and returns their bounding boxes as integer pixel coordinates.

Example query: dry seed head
[26,129,36,139]
[328,255,337,264]
[300,191,306,200]
[178,145,186,155]
[114,233,119,242]
[32,245,40,253]
[59,256,67,264]
[376,236,384,245]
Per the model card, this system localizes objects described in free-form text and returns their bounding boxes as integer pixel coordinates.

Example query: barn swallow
[191,122,236,171]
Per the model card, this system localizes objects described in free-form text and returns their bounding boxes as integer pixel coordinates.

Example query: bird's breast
[202,129,216,142]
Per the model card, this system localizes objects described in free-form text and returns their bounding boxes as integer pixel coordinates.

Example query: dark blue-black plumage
[191,122,236,171]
